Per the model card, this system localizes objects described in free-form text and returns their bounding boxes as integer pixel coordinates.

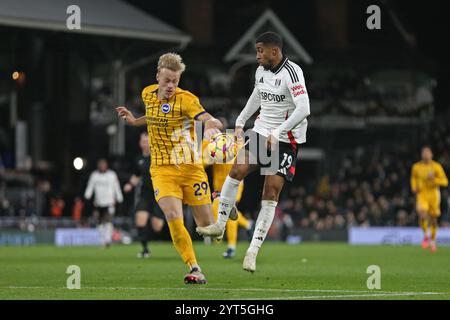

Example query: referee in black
[124,132,165,258]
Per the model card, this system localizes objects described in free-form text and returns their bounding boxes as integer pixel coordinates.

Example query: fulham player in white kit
[197,32,310,272]
[84,159,123,247]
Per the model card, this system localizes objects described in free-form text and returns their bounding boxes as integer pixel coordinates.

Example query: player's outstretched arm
[116,106,146,127]
[197,112,223,140]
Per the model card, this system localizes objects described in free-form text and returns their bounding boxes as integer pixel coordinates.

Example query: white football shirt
[84,170,123,207]
[235,57,310,145]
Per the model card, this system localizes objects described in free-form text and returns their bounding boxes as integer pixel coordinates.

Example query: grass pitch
[0,242,449,300]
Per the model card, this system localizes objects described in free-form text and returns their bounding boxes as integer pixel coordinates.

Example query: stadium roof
[0,0,191,46]
[225,9,313,64]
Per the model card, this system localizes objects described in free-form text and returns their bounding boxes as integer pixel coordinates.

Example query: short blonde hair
[157,53,186,73]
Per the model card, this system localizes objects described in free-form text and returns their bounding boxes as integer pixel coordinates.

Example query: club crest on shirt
[161,103,171,114]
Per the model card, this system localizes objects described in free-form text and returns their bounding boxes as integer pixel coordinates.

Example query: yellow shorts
[150,164,211,206]
[417,192,441,217]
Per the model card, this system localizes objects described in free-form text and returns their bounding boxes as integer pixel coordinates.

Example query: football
[206,133,239,163]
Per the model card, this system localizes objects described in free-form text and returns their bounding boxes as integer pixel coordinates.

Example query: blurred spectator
[50,195,65,218]
[84,159,123,247]
[72,197,84,221]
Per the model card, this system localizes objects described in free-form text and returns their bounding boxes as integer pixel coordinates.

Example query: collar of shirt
[265,56,288,74]
[151,85,176,103]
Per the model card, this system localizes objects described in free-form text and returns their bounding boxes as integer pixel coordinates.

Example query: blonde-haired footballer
[117,53,223,284]
[202,117,253,258]
[411,146,448,252]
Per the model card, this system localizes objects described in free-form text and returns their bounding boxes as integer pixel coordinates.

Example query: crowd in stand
[297,70,435,118]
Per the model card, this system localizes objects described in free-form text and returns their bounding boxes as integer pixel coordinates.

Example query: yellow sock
[167,218,197,268]
[431,225,437,242]
[237,210,250,229]
[420,219,429,237]
[212,198,219,222]
[226,219,238,248]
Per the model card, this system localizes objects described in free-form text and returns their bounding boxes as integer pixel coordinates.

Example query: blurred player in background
[203,116,253,259]
[116,53,223,284]
[197,32,310,273]
[411,146,448,252]
[123,132,165,258]
[84,159,123,248]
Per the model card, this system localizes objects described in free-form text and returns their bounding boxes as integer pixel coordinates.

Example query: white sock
[248,200,277,254]
[217,175,241,228]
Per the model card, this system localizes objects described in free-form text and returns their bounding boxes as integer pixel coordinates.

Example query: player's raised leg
[158,196,206,284]
[243,174,284,272]
[196,150,257,238]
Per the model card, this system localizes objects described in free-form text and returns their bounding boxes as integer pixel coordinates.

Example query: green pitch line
[0,242,449,300]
